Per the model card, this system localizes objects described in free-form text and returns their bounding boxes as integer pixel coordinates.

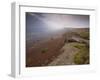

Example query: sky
[26,12,89,34]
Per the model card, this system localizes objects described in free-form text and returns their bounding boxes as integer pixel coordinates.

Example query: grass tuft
[73,43,89,64]
[79,32,89,40]
[41,48,48,53]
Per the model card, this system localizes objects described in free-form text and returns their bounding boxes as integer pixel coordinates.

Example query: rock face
[63,30,89,45]
[68,36,89,44]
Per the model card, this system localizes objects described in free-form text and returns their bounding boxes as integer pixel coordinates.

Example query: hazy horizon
[26,12,89,40]
[26,12,89,33]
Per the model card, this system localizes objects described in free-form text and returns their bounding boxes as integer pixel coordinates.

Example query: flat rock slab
[48,42,79,66]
